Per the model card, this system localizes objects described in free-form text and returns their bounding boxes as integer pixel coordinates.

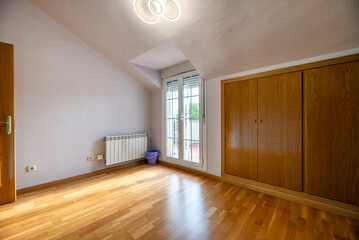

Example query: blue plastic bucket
[145,150,160,165]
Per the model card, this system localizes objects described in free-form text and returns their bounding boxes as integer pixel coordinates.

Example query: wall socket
[87,156,97,161]
[27,165,36,172]
[87,154,104,161]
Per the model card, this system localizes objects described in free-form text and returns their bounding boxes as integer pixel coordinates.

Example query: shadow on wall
[88,137,106,171]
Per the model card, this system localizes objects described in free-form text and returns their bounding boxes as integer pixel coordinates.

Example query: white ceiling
[29,0,359,90]
[130,40,187,71]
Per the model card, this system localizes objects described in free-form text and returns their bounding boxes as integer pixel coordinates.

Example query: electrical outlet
[97,154,104,161]
[27,165,36,172]
[87,156,97,161]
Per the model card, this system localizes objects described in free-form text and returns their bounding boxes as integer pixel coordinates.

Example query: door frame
[161,70,207,171]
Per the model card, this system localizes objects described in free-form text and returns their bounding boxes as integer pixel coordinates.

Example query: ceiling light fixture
[134,0,181,24]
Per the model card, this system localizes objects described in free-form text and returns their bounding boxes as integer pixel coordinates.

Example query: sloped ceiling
[130,40,188,71]
[29,0,359,90]
[130,40,188,87]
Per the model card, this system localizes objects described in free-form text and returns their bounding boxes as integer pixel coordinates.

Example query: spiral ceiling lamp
[134,0,181,24]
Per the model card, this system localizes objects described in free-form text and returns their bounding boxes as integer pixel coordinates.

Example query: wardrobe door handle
[259,119,263,123]
[253,119,257,123]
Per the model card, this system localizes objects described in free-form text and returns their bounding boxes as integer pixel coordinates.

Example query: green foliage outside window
[185,103,200,119]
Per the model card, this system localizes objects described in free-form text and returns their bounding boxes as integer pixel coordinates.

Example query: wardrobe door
[304,61,359,205]
[224,80,258,180]
[258,72,302,191]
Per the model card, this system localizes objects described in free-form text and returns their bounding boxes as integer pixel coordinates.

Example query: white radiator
[105,133,148,166]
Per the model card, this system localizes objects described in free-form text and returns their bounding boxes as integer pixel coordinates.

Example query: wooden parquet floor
[0,163,358,240]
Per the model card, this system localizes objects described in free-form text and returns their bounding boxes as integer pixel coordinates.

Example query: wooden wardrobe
[222,54,359,217]
[304,61,359,206]
[224,72,302,191]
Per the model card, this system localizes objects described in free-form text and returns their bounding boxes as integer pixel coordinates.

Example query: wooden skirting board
[158,160,359,220]
[17,160,146,195]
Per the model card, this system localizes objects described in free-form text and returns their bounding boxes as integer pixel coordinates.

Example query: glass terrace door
[163,71,204,168]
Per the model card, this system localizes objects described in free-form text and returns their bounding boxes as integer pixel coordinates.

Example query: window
[162,71,206,169]
[165,79,179,159]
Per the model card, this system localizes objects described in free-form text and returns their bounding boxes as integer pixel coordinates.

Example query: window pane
[172,88,178,99]
[183,75,199,97]
[173,138,179,158]
[166,100,172,118]
[166,138,179,159]
[183,97,191,119]
[166,119,173,137]
[184,118,191,140]
[192,141,200,163]
[192,96,199,106]
[166,89,172,100]
[183,78,191,97]
[192,85,199,96]
[192,119,199,141]
[166,138,173,157]
[166,80,178,99]
[166,79,179,159]
[172,99,178,119]
[182,74,201,163]
[190,102,199,119]
[183,140,191,161]
[173,119,179,139]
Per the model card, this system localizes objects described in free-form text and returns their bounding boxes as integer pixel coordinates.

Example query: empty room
[0,0,359,239]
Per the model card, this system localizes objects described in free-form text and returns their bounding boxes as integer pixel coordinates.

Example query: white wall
[150,48,359,177]
[149,90,162,154]
[205,79,222,176]
[0,0,150,189]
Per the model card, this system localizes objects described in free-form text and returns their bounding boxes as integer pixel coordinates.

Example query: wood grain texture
[221,81,226,177]
[257,72,302,191]
[0,42,15,204]
[162,160,359,219]
[17,160,146,195]
[0,164,358,239]
[224,80,258,180]
[304,61,359,205]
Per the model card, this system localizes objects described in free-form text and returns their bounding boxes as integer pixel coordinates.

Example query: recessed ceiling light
[134,0,181,24]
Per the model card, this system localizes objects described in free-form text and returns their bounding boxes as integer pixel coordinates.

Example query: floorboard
[0,163,358,240]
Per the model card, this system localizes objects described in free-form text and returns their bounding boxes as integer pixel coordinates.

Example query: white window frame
[162,70,207,171]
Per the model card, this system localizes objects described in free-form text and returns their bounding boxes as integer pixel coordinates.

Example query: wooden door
[257,72,302,191]
[0,42,15,204]
[224,80,258,180]
[304,61,359,205]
